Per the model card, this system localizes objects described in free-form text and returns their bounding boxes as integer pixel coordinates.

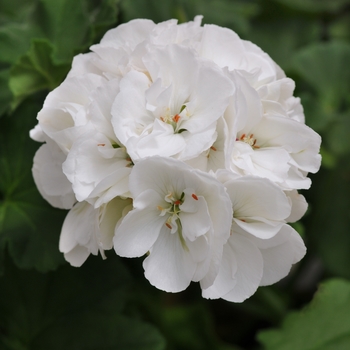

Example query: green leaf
[258,279,350,350]
[305,161,350,279]
[0,0,38,25]
[0,99,67,272]
[192,0,259,35]
[0,254,166,350]
[120,0,259,35]
[327,114,350,155]
[0,69,12,117]
[298,92,336,132]
[134,284,239,350]
[330,14,350,42]
[35,0,119,63]
[86,0,120,42]
[0,0,119,67]
[36,0,91,63]
[120,0,173,23]
[271,0,350,13]
[163,303,223,350]
[292,42,350,110]
[3,0,120,110]
[319,146,337,169]
[0,23,42,64]
[9,39,69,109]
[247,17,319,72]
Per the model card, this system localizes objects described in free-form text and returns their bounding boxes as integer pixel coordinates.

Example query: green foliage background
[1,0,350,349]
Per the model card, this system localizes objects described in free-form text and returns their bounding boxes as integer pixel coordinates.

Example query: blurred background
[0,0,350,349]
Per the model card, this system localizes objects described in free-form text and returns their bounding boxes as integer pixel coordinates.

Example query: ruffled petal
[143,226,197,292]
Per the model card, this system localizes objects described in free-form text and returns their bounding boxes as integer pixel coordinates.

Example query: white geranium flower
[202,174,305,302]
[62,131,131,205]
[30,16,321,301]
[230,114,321,190]
[202,224,306,302]
[61,78,133,207]
[37,73,107,153]
[114,156,233,292]
[111,44,234,161]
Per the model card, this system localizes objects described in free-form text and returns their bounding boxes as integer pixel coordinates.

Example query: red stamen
[97,143,105,146]
[192,194,198,200]
[240,134,246,140]
[166,223,172,229]
[174,200,181,205]
[210,146,217,151]
[173,114,180,123]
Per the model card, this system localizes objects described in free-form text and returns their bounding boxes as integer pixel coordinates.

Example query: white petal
[113,189,166,257]
[178,125,217,160]
[226,176,291,238]
[180,189,212,241]
[228,176,291,220]
[99,197,132,250]
[254,115,322,174]
[135,119,186,158]
[68,53,102,77]
[59,201,102,266]
[199,25,245,70]
[64,245,90,267]
[111,70,153,148]
[62,132,130,202]
[255,225,306,286]
[88,167,131,208]
[201,243,238,299]
[32,143,75,210]
[285,190,308,222]
[221,234,263,302]
[30,124,45,142]
[128,156,188,198]
[203,234,263,302]
[100,19,155,49]
[143,226,197,292]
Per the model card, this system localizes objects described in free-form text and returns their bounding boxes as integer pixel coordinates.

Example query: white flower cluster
[31,17,321,302]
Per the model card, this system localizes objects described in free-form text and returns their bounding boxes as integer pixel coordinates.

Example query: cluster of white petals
[31,16,321,302]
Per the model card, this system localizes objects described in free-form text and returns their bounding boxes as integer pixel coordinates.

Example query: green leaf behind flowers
[0,99,67,273]
[9,39,70,110]
[258,279,350,350]
[0,254,166,350]
[271,0,350,13]
[292,42,350,110]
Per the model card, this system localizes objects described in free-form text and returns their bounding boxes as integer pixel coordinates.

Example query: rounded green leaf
[258,279,350,350]
[292,42,350,109]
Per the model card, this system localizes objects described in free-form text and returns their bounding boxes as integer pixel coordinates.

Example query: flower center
[157,192,184,232]
[156,191,199,250]
[159,105,188,133]
[237,133,260,149]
